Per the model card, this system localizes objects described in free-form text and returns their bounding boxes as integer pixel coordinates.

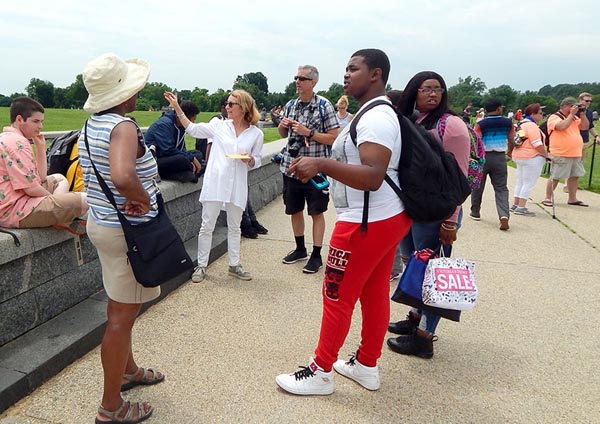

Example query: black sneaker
[302,255,323,274]
[388,313,420,335]
[386,332,436,359]
[241,225,258,239]
[251,220,268,235]
[282,249,308,264]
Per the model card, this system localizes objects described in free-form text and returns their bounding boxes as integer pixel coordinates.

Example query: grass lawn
[5,106,597,192]
[0,107,284,144]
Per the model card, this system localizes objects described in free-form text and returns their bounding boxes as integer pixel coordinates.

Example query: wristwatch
[308,129,315,140]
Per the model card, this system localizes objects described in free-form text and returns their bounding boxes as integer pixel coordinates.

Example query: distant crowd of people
[0,49,597,423]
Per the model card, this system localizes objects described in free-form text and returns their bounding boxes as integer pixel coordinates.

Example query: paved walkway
[1,169,599,423]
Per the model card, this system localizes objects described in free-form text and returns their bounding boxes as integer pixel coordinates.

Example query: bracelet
[441,223,457,231]
[177,113,185,119]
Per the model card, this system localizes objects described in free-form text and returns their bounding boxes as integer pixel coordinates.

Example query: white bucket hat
[83,53,150,113]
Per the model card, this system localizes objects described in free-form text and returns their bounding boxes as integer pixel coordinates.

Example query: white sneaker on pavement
[333,354,380,391]
[275,357,334,396]
[191,266,207,283]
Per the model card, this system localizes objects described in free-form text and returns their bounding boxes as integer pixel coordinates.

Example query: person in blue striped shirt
[469,98,515,231]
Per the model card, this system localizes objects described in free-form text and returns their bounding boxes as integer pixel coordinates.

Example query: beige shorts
[19,176,86,228]
[87,217,161,304]
[550,157,585,180]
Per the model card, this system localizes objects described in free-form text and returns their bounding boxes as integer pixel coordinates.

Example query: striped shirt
[78,113,159,228]
[476,115,513,152]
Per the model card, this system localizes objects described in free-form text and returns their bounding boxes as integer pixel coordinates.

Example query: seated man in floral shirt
[0,97,87,228]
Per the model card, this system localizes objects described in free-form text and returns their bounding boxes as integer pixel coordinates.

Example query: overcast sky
[2,0,598,97]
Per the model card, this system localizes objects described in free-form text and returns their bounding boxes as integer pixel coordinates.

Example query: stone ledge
[0,139,285,413]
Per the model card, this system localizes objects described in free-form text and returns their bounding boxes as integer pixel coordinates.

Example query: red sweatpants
[314,212,411,370]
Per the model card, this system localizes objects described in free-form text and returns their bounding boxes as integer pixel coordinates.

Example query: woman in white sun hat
[78,53,163,424]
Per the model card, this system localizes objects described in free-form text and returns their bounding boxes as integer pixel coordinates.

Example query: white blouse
[184,119,263,209]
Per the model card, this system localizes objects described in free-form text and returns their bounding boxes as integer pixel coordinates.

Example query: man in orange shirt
[543,97,590,207]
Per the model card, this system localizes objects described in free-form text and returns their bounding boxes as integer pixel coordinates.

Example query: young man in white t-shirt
[275,49,412,395]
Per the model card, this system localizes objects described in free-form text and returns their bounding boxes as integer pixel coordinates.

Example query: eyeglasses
[224,102,241,108]
[294,76,313,82]
[418,87,445,95]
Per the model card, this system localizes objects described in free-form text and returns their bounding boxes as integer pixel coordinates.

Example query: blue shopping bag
[391,249,433,301]
[391,247,462,322]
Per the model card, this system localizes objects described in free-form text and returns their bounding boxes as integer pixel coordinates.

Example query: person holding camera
[543,97,590,207]
[277,65,339,274]
[578,92,598,144]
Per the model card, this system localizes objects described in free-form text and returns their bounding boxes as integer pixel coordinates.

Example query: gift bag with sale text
[422,254,477,311]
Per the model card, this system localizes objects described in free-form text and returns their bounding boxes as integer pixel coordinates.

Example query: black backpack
[539,112,563,151]
[349,100,470,229]
[47,129,81,190]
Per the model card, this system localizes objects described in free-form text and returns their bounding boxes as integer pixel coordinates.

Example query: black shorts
[282,174,329,216]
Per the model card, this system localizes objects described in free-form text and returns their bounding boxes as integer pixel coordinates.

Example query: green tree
[484,84,520,111]
[516,91,558,113]
[209,89,229,112]
[0,95,11,107]
[190,87,210,111]
[234,72,269,94]
[26,78,55,108]
[64,74,87,109]
[139,82,172,110]
[447,76,486,112]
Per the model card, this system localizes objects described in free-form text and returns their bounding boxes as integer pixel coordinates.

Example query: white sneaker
[275,357,334,396]
[228,265,252,281]
[191,266,207,283]
[333,354,380,391]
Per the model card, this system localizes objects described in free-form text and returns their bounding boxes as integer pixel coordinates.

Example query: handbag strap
[82,120,160,231]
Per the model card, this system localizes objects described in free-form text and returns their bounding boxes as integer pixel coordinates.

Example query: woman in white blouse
[164,90,263,282]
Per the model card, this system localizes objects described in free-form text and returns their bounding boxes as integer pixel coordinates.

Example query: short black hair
[351,49,390,85]
[386,90,403,110]
[484,98,503,113]
[180,100,199,118]
[10,97,44,123]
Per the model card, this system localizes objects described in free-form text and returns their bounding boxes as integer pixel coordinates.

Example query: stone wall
[0,138,286,348]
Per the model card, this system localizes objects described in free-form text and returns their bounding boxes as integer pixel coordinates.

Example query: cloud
[1,0,598,97]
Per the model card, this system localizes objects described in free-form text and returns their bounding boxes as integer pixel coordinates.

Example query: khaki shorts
[87,217,161,304]
[18,176,86,228]
[550,157,585,180]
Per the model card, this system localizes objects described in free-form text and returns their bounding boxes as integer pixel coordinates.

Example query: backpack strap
[436,113,452,142]
[0,228,21,247]
[349,99,396,232]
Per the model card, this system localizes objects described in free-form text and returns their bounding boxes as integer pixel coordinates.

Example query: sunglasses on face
[294,76,313,82]
[225,102,241,108]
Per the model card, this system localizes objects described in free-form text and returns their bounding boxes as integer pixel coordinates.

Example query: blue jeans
[398,210,463,334]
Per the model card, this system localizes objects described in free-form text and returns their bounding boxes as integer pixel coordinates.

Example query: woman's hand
[122,199,150,216]
[439,221,457,245]
[163,92,181,112]
[240,153,255,168]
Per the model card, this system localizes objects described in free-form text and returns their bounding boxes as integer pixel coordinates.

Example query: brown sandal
[121,367,165,392]
[95,400,153,424]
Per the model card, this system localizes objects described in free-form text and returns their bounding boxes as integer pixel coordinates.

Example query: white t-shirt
[330,96,404,223]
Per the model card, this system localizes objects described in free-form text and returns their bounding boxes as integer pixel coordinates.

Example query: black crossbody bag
[83,122,193,287]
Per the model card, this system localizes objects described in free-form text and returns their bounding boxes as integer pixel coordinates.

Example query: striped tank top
[78,113,159,228]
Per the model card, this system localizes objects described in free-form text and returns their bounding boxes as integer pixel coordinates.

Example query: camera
[287,133,305,158]
[577,103,587,112]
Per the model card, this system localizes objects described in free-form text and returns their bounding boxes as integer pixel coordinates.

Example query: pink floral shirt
[0,126,44,228]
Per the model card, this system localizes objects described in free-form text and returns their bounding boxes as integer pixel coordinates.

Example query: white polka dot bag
[421,251,477,311]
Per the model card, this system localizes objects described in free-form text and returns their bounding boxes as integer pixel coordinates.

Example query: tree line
[1,72,599,115]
